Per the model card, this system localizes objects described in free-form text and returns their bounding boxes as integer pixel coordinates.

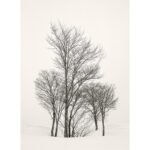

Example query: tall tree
[47,23,102,137]
[35,70,64,136]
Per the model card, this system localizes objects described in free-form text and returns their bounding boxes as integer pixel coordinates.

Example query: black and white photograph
[21,0,129,149]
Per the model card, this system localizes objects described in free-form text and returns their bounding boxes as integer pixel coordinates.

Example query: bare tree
[54,88,93,137]
[53,87,65,136]
[96,84,118,136]
[35,70,64,137]
[47,23,103,137]
[68,90,82,137]
[83,83,101,131]
[70,104,92,137]
[83,83,118,136]
[67,89,92,137]
[34,23,119,138]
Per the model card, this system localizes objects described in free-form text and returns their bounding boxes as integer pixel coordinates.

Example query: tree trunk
[64,66,69,137]
[55,121,58,137]
[51,112,56,136]
[72,128,75,137]
[68,118,72,137]
[102,117,105,136]
[64,105,68,137]
[94,114,98,130]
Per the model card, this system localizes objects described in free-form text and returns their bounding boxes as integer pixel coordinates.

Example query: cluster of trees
[35,23,118,137]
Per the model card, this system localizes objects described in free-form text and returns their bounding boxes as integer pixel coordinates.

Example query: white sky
[22,0,129,129]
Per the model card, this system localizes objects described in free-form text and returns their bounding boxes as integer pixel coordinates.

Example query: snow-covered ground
[22,123,128,150]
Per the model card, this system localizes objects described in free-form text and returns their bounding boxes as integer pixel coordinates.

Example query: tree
[67,89,93,137]
[35,70,64,137]
[47,23,103,137]
[70,109,92,137]
[83,83,101,131]
[96,84,118,136]
[83,83,118,136]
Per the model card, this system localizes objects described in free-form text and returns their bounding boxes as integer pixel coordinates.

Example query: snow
[22,124,128,150]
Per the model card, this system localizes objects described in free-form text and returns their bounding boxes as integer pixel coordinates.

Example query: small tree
[35,70,64,136]
[83,83,118,136]
[70,97,92,137]
[96,84,118,136]
[71,109,92,137]
[67,89,92,137]
[83,83,101,131]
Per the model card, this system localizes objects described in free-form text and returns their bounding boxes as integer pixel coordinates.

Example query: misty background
[21,0,128,135]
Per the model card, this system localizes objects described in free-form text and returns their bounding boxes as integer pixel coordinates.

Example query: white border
[0,0,20,150]
[130,0,150,149]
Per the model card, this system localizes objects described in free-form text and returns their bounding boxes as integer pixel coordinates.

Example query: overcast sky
[22,0,129,128]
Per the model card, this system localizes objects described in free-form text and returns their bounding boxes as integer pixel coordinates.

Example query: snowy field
[22,123,128,150]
